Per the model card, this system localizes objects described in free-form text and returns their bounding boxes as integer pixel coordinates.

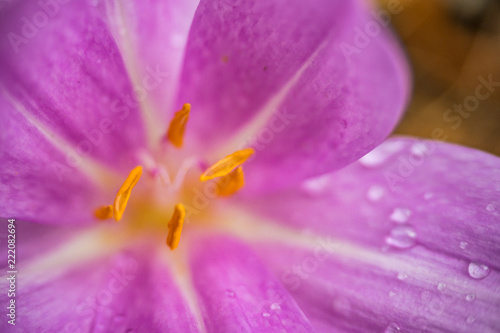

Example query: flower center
[94,104,254,250]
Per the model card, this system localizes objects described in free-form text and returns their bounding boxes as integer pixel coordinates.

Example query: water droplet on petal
[423,192,434,200]
[359,141,404,168]
[466,316,476,324]
[301,174,331,195]
[460,241,468,250]
[468,262,491,279]
[389,291,397,298]
[385,225,417,249]
[486,203,495,212]
[420,291,430,300]
[262,312,271,318]
[390,208,412,223]
[367,185,385,202]
[270,303,281,311]
[465,293,476,302]
[359,150,387,167]
[411,142,429,156]
[225,290,235,298]
[438,283,446,291]
[397,273,408,280]
[384,322,401,333]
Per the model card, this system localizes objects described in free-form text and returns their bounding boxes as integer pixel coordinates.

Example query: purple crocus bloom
[1,0,499,332]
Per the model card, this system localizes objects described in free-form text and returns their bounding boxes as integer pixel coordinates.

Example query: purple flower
[1,0,499,332]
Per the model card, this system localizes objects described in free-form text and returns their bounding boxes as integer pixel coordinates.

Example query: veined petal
[0,96,104,225]
[99,0,199,141]
[253,242,500,333]
[242,138,500,268]
[0,0,147,172]
[0,240,201,332]
[178,0,409,192]
[0,219,84,269]
[188,235,313,333]
[233,137,500,331]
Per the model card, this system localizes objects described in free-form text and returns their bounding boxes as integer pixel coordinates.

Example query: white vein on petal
[0,85,118,187]
[211,39,328,159]
[210,206,498,304]
[103,0,173,147]
[160,247,208,333]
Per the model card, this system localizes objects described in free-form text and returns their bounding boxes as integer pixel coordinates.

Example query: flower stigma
[93,105,255,251]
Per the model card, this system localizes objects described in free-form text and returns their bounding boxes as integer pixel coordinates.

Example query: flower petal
[179,0,409,192]
[232,137,500,331]
[242,137,500,268]
[0,219,84,270]
[0,96,103,225]
[188,234,313,332]
[0,238,201,332]
[253,241,500,333]
[99,0,199,139]
[0,0,147,172]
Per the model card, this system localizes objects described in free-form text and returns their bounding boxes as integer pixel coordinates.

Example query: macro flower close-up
[0,0,499,332]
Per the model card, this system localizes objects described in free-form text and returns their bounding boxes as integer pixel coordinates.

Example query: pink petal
[0,0,147,172]
[0,243,201,332]
[179,0,409,192]
[242,137,500,267]
[188,235,313,332]
[235,137,500,331]
[0,96,103,225]
[254,242,500,332]
[99,0,199,137]
[0,219,84,270]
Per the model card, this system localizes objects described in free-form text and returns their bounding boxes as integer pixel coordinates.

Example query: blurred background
[377,0,500,155]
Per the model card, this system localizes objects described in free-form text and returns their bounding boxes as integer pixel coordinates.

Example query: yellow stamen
[217,166,245,196]
[167,103,191,148]
[200,148,255,181]
[94,205,113,220]
[166,203,186,250]
[113,166,143,221]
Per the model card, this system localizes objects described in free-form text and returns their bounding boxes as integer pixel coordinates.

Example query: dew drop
[225,289,235,298]
[460,241,468,250]
[358,141,404,167]
[466,316,476,324]
[262,312,271,318]
[465,293,476,302]
[486,203,495,212]
[367,185,385,202]
[411,142,429,156]
[384,322,401,333]
[359,150,388,167]
[385,225,417,249]
[423,192,434,200]
[420,291,430,301]
[301,174,331,195]
[270,303,281,311]
[397,273,408,280]
[468,262,491,280]
[390,208,412,223]
[438,283,446,291]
